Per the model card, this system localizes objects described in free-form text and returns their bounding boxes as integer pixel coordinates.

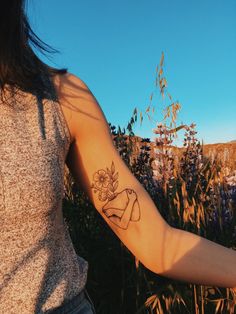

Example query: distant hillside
[201,142,236,173]
[114,135,236,174]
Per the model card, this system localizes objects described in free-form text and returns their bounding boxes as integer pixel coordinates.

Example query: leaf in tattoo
[91,161,140,229]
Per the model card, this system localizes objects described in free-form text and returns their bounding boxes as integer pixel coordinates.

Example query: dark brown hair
[0,0,67,101]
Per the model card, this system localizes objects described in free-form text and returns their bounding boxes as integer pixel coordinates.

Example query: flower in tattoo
[93,170,110,189]
[99,189,110,202]
[91,161,141,229]
[99,190,118,202]
[91,161,119,202]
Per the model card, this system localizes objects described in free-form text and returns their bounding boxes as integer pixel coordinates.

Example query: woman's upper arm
[57,72,171,273]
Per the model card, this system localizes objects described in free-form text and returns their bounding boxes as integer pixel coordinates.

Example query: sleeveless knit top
[0,83,89,313]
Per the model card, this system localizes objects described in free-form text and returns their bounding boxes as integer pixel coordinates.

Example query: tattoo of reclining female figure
[91,161,141,229]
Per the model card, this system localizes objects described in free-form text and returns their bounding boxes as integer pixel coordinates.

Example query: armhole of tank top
[55,100,73,149]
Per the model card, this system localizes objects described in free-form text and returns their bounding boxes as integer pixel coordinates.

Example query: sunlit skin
[53,72,236,291]
[0,0,236,312]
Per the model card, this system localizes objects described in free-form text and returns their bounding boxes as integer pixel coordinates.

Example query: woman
[0,1,235,314]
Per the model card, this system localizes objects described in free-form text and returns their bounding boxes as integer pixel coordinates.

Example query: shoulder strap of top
[37,71,72,147]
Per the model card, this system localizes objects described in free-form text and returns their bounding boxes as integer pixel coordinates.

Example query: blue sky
[27,0,236,146]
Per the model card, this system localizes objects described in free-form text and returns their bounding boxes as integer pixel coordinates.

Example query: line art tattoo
[91,161,140,229]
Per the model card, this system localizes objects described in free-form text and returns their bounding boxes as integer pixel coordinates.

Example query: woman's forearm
[154,226,236,288]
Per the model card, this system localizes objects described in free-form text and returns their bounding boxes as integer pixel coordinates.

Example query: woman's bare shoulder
[53,72,92,100]
[51,72,87,143]
[52,71,100,142]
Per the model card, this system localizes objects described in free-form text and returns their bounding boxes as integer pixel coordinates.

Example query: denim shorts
[48,288,96,314]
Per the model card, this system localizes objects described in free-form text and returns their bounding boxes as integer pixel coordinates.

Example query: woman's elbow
[136,222,174,276]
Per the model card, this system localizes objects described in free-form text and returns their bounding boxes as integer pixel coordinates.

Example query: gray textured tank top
[0,84,88,313]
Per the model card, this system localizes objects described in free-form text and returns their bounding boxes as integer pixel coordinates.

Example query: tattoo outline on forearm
[91,161,140,229]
